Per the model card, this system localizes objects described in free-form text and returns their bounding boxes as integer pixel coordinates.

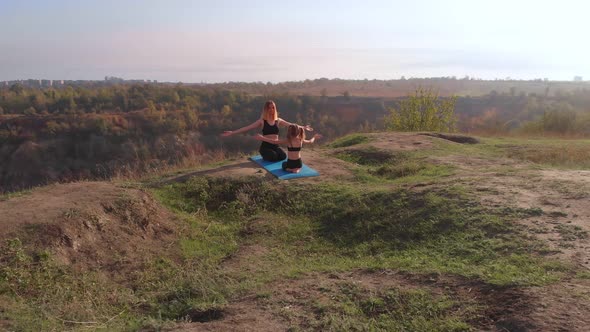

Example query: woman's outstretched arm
[253,134,288,145]
[221,119,262,137]
[277,118,313,131]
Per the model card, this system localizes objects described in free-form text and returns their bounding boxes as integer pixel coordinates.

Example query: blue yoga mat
[250,155,320,180]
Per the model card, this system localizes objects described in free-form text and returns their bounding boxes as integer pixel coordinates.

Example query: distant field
[209,78,590,97]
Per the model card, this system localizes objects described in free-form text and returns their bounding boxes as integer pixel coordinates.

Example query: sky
[1,0,589,83]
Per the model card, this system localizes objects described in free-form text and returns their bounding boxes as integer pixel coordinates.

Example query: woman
[254,124,321,173]
[221,100,312,161]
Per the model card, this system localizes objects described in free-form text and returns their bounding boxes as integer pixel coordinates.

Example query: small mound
[0,181,182,275]
[421,133,480,144]
[157,133,437,185]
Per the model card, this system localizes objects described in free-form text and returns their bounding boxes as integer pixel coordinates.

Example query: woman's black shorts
[259,141,287,161]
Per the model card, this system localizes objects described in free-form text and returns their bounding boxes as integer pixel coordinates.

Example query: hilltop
[1,132,589,331]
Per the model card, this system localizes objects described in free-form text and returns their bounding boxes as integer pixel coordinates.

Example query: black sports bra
[287,146,301,151]
[262,120,279,135]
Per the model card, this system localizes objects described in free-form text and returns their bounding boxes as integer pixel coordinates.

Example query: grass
[504,144,590,169]
[0,236,239,331]
[475,137,590,169]
[0,188,33,201]
[555,224,589,241]
[402,135,590,170]
[274,282,472,331]
[153,178,567,287]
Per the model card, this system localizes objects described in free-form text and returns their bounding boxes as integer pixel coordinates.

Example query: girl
[221,100,313,161]
[254,124,321,173]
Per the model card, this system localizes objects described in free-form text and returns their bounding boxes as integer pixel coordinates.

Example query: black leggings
[259,141,287,161]
[282,158,302,170]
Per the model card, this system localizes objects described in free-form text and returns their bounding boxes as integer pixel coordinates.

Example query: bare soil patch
[526,278,590,332]
[221,243,270,275]
[172,301,286,332]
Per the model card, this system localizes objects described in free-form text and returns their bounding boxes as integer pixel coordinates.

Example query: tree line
[1,82,589,192]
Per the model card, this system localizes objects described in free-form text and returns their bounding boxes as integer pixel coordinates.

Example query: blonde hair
[287,124,305,145]
[261,100,278,121]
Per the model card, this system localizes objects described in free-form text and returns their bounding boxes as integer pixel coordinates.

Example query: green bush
[387,87,457,132]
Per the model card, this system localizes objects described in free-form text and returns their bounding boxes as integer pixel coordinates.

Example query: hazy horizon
[1,0,589,83]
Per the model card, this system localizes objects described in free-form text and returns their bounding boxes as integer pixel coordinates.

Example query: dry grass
[504,144,590,169]
[110,149,231,182]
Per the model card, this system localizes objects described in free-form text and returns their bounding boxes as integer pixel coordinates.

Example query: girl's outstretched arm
[253,134,288,145]
[304,134,322,144]
[221,119,262,137]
